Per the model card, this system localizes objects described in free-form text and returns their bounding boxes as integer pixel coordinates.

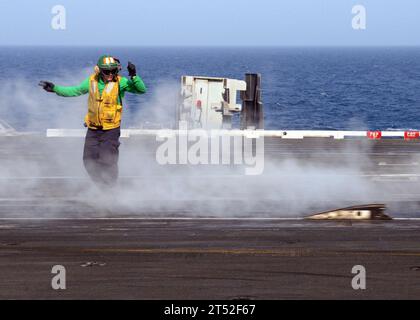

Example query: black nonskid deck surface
[0,218,420,299]
[1,135,420,299]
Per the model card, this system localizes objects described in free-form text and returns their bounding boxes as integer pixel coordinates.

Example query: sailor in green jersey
[39,55,147,187]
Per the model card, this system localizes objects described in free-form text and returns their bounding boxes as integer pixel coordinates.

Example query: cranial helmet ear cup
[113,57,122,72]
[94,65,100,74]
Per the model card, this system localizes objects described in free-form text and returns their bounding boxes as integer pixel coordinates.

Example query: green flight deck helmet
[97,55,119,71]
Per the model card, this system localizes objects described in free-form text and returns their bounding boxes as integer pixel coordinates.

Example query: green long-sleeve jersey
[53,75,147,104]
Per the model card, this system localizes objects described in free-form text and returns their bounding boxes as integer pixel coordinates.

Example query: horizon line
[1,44,420,48]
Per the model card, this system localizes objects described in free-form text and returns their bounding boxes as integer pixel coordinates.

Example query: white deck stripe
[3,173,420,180]
[0,217,418,221]
[0,217,303,221]
[45,129,420,139]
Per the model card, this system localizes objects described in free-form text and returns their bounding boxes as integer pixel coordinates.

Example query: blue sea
[1,46,420,131]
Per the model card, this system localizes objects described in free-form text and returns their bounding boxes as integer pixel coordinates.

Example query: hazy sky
[0,0,419,46]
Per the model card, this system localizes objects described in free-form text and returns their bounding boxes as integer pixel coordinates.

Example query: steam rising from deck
[0,75,416,218]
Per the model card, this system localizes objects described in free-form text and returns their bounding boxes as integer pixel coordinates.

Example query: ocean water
[0,46,420,131]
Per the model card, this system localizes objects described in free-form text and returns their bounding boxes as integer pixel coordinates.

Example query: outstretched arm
[53,77,90,97]
[39,77,89,97]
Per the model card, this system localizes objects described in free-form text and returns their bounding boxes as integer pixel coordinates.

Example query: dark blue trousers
[83,127,121,187]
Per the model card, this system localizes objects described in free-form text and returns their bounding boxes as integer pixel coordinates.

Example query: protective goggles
[101,68,118,75]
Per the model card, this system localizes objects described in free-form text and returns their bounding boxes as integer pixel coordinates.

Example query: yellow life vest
[85,74,123,130]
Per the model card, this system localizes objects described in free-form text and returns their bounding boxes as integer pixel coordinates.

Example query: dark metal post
[241,73,264,129]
